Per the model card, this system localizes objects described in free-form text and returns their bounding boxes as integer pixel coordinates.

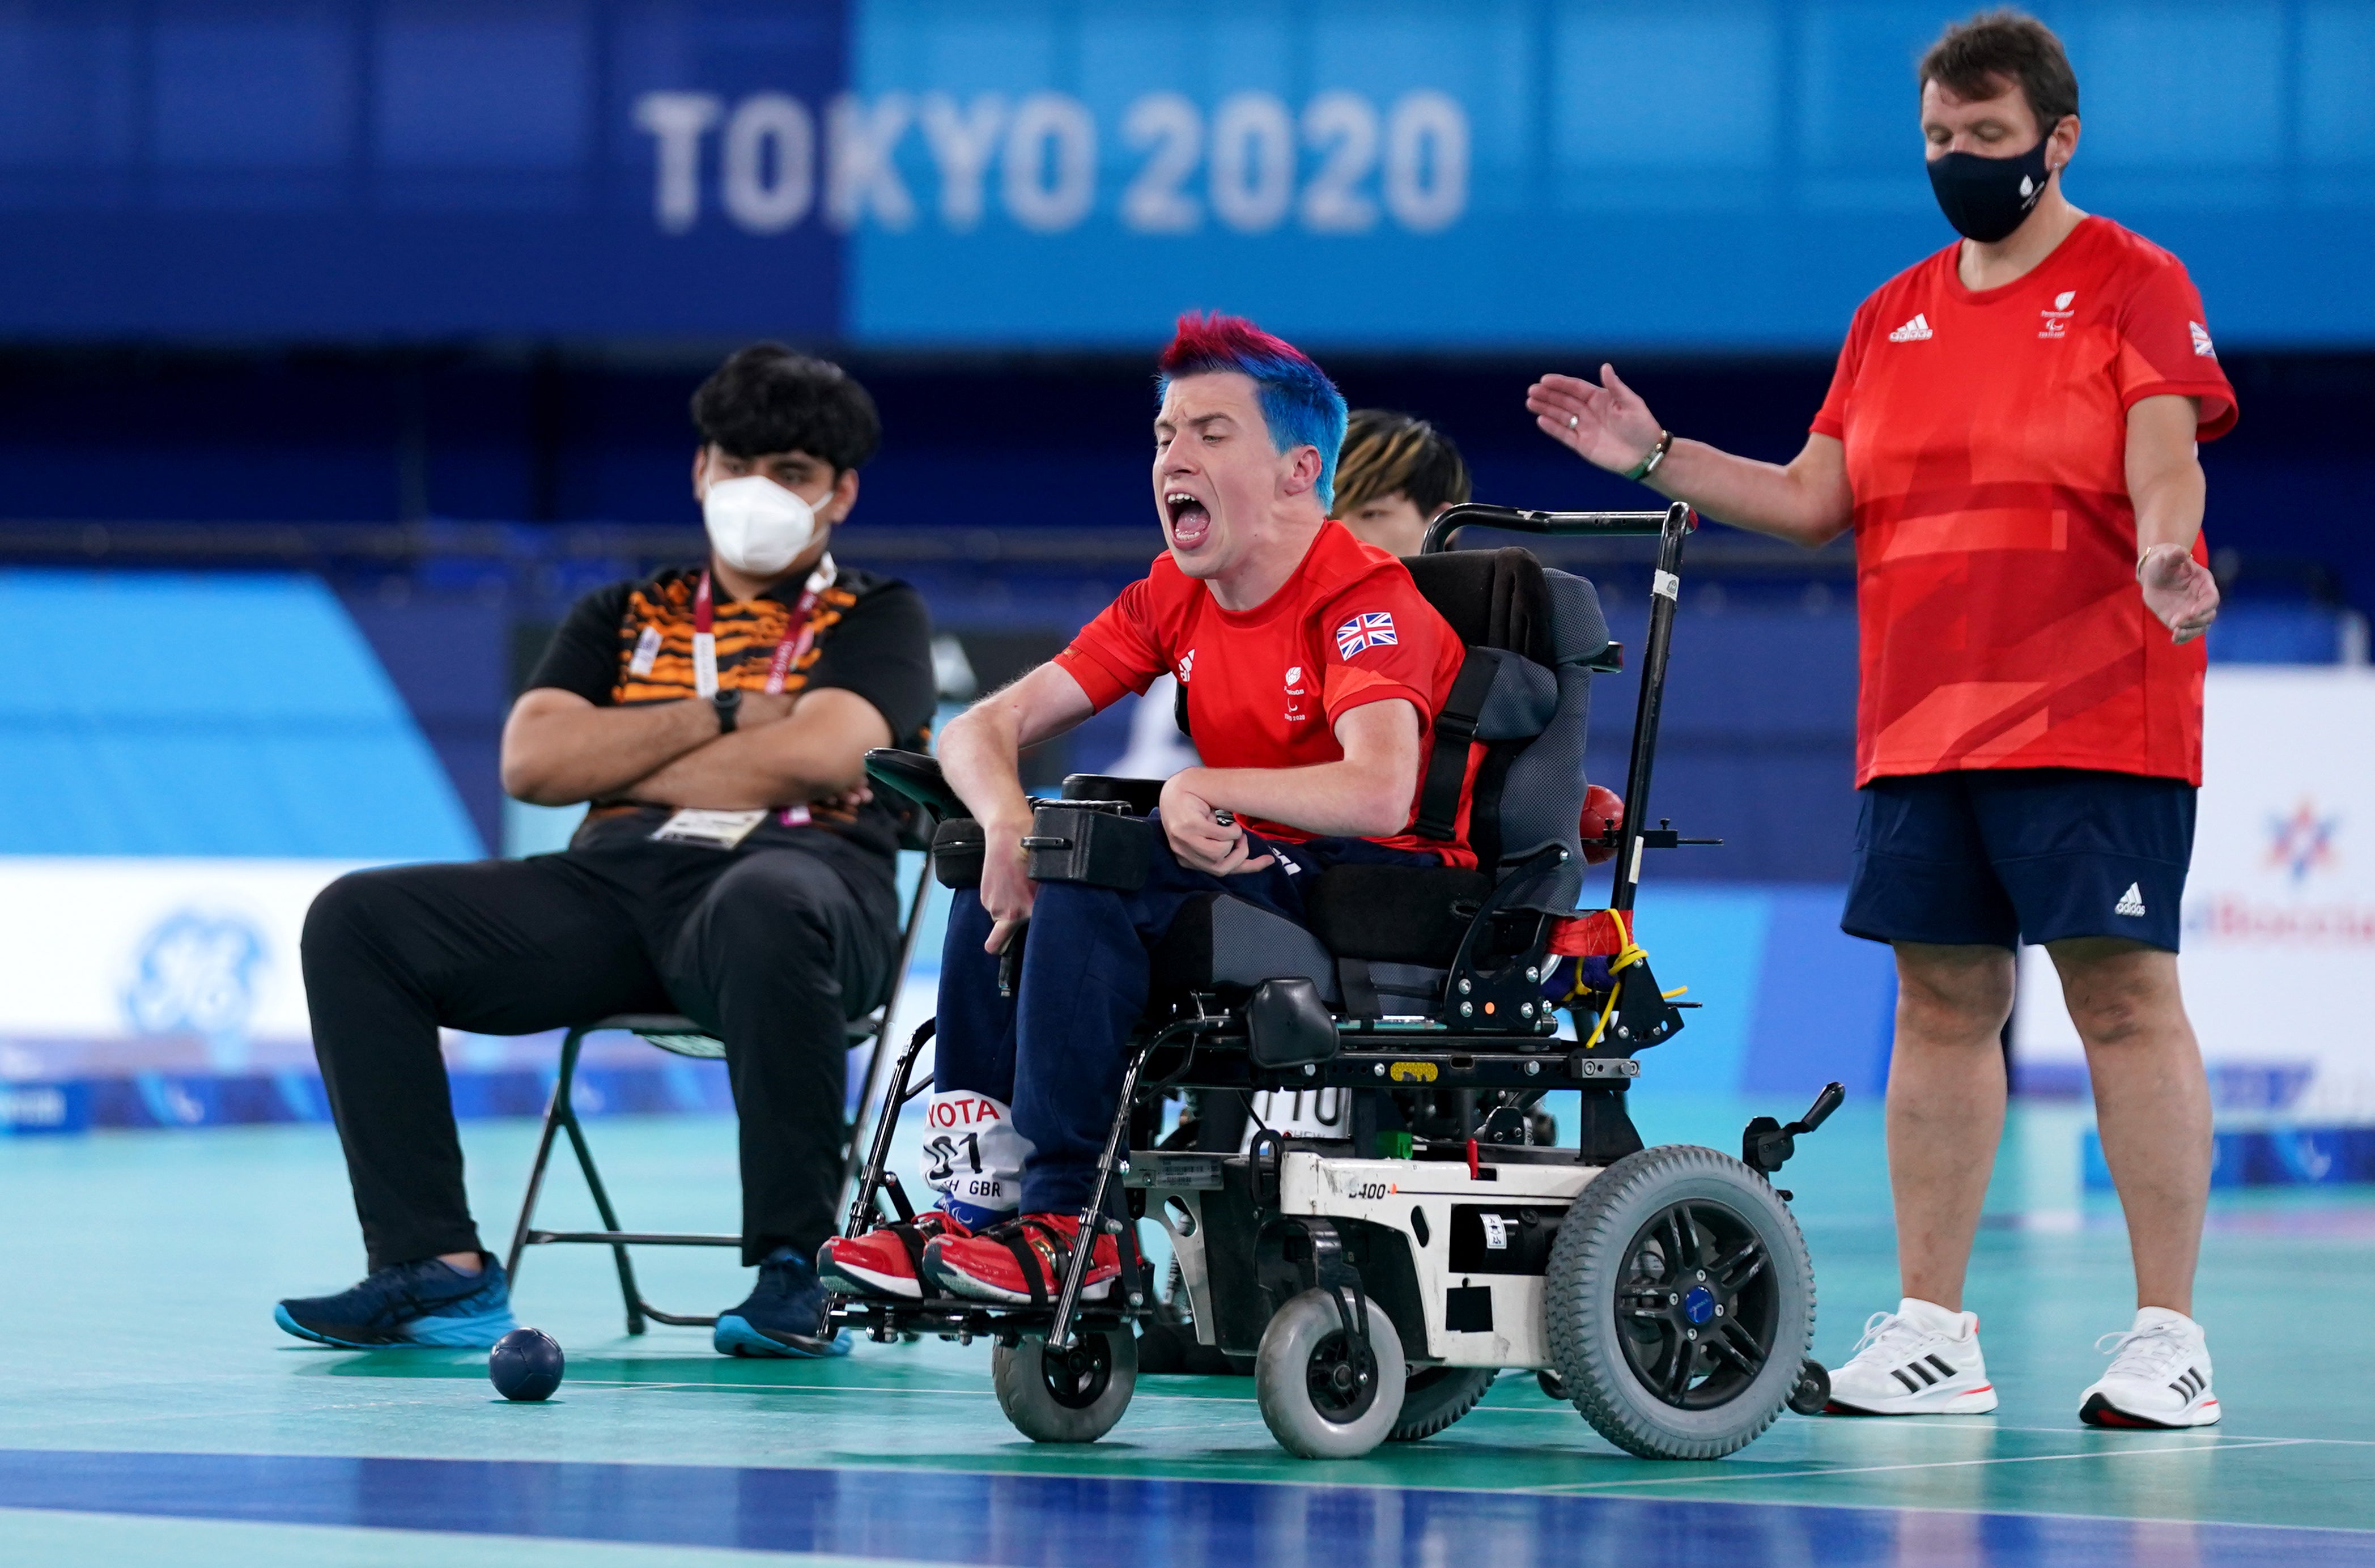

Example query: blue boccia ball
[489,1328,564,1402]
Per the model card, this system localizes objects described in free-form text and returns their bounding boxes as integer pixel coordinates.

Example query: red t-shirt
[1812,215,2238,787]
[1055,520,1477,866]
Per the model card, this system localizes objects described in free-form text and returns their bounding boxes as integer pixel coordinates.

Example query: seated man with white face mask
[276,345,934,1358]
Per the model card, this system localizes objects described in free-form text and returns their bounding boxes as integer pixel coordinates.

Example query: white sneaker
[1824,1297,1999,1415]
[2079,1307,2220,1428]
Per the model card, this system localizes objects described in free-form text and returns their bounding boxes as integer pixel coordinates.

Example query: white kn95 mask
[703,474,822,575]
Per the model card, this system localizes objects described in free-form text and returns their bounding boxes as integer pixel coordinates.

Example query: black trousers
[300,835,900,1270]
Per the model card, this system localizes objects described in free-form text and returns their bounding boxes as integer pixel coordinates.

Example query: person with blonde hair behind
[1331,409,1471,558]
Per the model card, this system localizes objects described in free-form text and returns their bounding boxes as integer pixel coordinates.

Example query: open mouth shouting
[1164,490,1213,551]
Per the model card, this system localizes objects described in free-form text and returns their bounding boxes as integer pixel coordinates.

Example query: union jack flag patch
[1335,611,1397,658]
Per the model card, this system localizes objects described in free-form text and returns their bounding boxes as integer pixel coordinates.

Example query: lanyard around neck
[691,555,836,699]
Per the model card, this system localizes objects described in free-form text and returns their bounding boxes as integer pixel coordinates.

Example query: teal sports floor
[6,1090,2373,1566]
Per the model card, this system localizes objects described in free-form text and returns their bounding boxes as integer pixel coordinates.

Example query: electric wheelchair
[841,504,1842,1461]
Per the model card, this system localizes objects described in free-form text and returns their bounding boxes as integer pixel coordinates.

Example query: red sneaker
[816,1210,974,1299]
[923,1213,1119,1306]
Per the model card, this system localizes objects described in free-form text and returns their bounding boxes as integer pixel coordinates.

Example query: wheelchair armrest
[865,748,969,821]
[1025,802,1152,890]
[930,819,984,889]
[1061,774,1166,814]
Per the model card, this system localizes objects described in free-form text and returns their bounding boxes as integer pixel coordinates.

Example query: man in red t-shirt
[819,313,1477,1306]
[1525,15,2230,1429]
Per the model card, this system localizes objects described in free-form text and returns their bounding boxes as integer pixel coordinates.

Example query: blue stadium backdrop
[0,1,2366,347]
[3,2,2373,1171]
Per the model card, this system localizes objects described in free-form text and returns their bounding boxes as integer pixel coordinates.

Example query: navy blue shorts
[1842,768,2196,953]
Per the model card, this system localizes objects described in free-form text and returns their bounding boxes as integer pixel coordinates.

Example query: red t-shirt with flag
[1054,520,1478,866]
[1813,215,2238,787]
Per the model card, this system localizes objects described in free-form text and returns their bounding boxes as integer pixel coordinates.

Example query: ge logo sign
[121,910,267,1041]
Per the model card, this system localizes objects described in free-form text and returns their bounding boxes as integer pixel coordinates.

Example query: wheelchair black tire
[1255,1289,1408,1459]
[1387,1366,1498,1442]
[1544,1144,1813,1461]
[991,1328,1137,1443]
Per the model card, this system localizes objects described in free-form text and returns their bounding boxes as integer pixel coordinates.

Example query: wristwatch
[712,689,742,734]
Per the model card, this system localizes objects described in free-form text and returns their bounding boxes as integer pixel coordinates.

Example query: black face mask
[1926,133,2055,243]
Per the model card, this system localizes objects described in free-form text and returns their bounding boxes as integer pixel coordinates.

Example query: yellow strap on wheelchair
[1565,910,1649,1052]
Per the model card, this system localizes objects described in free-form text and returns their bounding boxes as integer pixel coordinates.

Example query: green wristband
[1624,429,1674,483]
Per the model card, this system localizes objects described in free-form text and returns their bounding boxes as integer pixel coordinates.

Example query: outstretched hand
[2139,545,2219,644]
[1526,365,1666,477]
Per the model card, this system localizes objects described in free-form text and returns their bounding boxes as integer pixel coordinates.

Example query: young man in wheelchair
[820,315,1483,1304]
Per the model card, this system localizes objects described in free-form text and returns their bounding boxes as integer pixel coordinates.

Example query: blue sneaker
[274,1255,519,1349]
[713,1247,851,1359]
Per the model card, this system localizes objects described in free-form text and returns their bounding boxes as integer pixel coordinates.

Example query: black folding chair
[503,848,936,1335]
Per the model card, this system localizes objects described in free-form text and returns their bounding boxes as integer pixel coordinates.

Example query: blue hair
[1157,313,1350,509]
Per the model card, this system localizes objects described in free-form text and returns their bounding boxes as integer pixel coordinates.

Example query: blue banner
[0,2,2368,347]
[0,1,848,338]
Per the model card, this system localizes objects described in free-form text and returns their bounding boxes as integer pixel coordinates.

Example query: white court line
[570,1379,1260,1406]
[563,1379,2375,1446]
[1754,1413,2375,1448]
[5,1396,471,1433]
[1538,1437,2309,1493]
[560,1378,2375,1447]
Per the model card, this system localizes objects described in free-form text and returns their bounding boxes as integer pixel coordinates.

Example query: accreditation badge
[649,808,767,849]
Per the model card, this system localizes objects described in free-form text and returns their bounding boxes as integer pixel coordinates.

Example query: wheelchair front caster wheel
[1255,1288,1408,1459]
[1787,1359,1831,1417]
[991,1328,1136,1443]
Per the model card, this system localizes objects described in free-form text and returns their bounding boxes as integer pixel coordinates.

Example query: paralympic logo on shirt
[1336,611,1397,658]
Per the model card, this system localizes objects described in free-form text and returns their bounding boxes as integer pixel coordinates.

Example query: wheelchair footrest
[829,1295,1150,1343]
[522,1230,742,1247]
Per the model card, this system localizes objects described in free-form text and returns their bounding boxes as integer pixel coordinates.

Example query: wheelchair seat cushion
[1150,893,1342,1006]
[1305,864,1494,966]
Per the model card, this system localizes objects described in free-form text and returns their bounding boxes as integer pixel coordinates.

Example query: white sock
[2132,1306,2198,1335]
[1900,1296,1974,1337]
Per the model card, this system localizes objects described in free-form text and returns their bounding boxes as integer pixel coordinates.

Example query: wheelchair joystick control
[1741,1081,1847,1192]
[997,921,1026,998]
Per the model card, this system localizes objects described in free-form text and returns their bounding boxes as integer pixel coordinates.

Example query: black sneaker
[713,1247,851,1359]
[275,1256,519,1349]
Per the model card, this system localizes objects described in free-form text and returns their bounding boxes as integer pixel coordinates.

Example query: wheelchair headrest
[1541,570,1613,668]
[1401,549,1553,664]
[1403,547,1612,669]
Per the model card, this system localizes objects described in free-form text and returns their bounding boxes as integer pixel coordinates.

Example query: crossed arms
[500,685,893,811]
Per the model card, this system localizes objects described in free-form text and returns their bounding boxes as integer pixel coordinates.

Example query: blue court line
[0,1450,2365,1568]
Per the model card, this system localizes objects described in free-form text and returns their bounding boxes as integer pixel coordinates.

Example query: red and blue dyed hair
[1157,312,1349,509]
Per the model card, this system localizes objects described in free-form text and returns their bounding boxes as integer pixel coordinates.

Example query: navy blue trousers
[935,817,1430,1214]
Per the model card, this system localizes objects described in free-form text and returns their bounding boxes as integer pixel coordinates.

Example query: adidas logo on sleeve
[2114,883,2147,917]
[1888,313,1932,342]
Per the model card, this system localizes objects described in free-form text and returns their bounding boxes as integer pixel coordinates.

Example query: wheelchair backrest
[1402,547,1612,913]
